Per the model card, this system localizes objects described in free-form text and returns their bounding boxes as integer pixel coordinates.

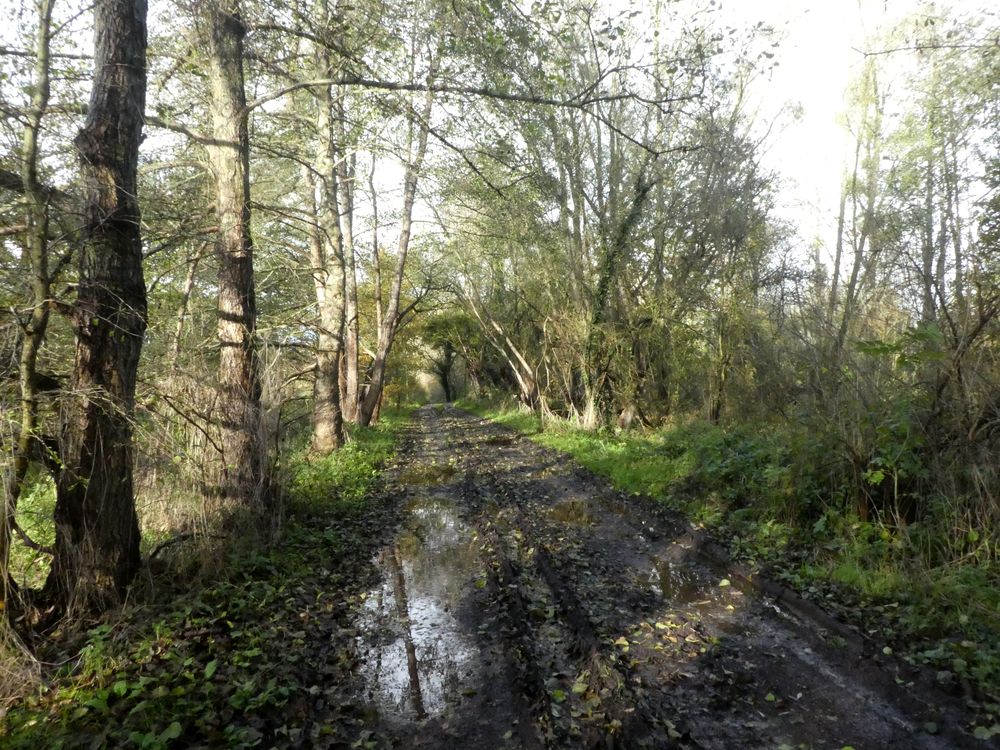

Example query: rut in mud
[339,405,970,749]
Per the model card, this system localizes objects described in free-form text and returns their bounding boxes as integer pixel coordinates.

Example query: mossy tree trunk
[2,0,55,596]
[307,0,347,452]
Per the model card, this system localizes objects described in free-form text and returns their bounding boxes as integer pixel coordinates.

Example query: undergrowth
[284,409,407,509]
[8,469,57,590]
[457,398,1000,708]
[0,410,409,749]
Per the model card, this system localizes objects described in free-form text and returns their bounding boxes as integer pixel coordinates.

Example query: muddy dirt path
[347,405,969,749]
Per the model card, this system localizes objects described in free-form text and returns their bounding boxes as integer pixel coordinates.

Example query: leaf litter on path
[331,405,976,749]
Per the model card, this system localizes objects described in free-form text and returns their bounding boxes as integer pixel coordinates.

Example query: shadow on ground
[341,405,975,749]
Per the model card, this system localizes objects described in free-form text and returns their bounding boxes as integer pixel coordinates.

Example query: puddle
[641,559,740,612]
[549,499,596,525]
[640,559,710,602]
[357,495,481,720]
[482,434,514,447]
[397,463,457,485]
[639,558,748,636]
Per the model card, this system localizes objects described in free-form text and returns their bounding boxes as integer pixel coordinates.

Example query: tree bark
[46,0,148,609]
[168,242,208,369]
[922,156,937,322]
[465,293,540,411]
[204,1,265,505]
[304,157,345,453]
[306,3,347,452]
[584,164,654,426]
[369,155,384,333]
[945,131,964,315]
[829,172,848,323]
[2,0,55,593]
[835,64,883,360]
[337,104,361,425]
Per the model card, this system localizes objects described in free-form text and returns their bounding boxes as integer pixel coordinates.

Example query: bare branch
[855,38,1000,57]
[11,519,53,556]
[0,45,91,60]
[243,75,701,119]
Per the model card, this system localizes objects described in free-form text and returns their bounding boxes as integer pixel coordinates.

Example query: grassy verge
[1,409,410,749]
[457,398,1000,718]
[284,408,408,510]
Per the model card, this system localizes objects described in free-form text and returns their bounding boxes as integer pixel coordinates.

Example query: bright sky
[733,1,891,251]
[714,0,991,256]
[740,1,870,247]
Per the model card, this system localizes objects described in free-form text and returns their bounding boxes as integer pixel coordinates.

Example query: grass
[458,398,1000,708]
[1,409,411,749]
[285,408,408,509]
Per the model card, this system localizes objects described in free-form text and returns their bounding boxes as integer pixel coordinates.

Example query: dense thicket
[440,9,1000,567]
[0,0,997,650]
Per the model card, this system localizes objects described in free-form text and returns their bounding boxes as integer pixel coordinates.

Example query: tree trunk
[306,7,346,452]
[303,157,345,453]
[835,67,882,360]
[358,65,435,426]
[369,156,384,334]
[168,242,207,369]
[921,156,937,322]
[465,293,540,412]
[204,1,265,506]
[2,0,55,592]
[584,164,654,426]
[709,317,728,424]
[338,116,361,424]
[946,132,964,315]
[829,171,849,324]
[46,0,148,610]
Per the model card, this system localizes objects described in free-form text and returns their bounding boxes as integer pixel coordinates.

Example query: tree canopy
[0,0,998,705]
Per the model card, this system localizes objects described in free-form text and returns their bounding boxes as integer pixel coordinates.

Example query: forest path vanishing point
[331,405,971,749]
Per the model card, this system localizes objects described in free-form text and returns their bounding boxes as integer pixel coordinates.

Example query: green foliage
[1,411,409,748]
[285,409,409,509]
[455,398,543,435]
[8,471,56,589]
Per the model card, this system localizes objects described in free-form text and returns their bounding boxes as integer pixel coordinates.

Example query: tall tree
[338,117,361,425]
[305,0,348,452]
[832,58,886,362]
[203,0,266,505]
[46,0,149,609]
[1,0,56,594]
[357,58,437,426]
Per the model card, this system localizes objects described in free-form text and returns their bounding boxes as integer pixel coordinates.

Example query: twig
[11,519,53,556]
[147,532,223,561]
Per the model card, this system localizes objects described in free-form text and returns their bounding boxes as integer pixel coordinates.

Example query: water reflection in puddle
[358,494,480,720]
[641,558,747,635]
[549,498,596,525]
[642,559,708,602]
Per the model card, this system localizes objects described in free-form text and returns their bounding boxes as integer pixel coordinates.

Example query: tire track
[429,405,970,750]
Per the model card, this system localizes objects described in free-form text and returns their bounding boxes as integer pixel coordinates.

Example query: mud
[339,405,977,749]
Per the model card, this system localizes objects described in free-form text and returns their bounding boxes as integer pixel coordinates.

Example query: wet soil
[328,406,977,749]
